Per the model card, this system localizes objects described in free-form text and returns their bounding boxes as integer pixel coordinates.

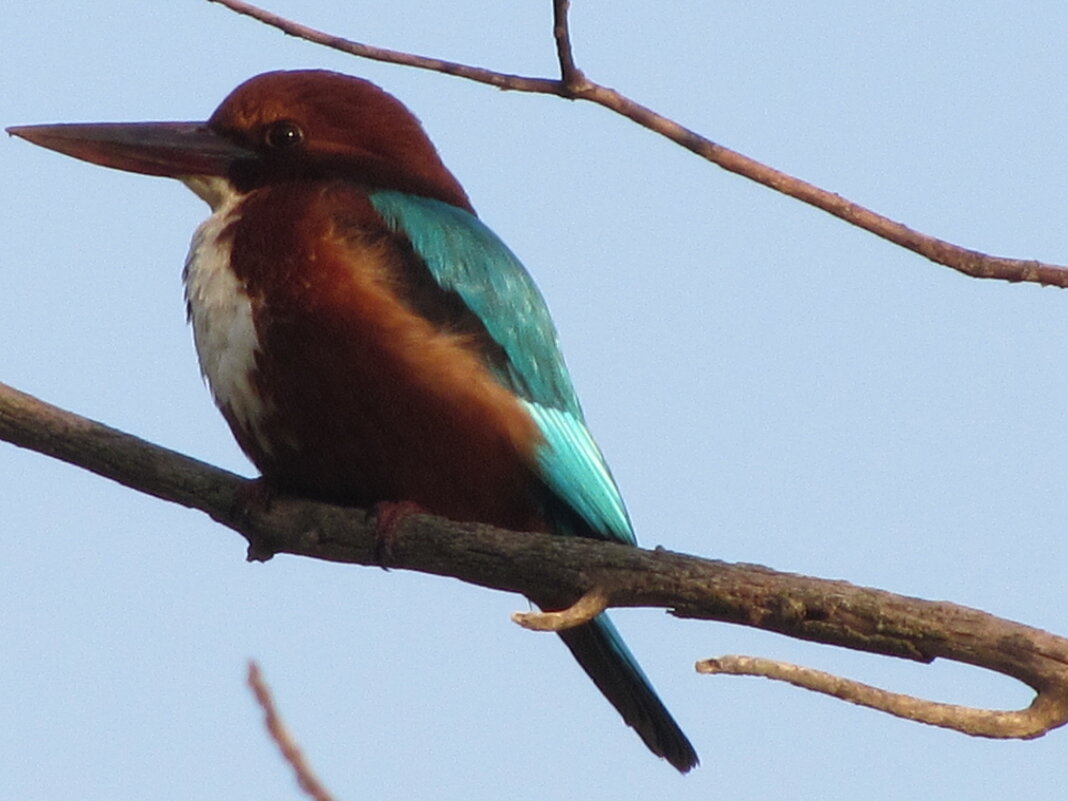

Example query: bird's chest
[183,199,274,455]
[179,189,540,523]
[181,192,415,476]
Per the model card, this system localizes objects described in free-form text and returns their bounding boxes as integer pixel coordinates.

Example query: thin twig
[696,655,1067,739]
[551,0,586,91]
[248,662,336,801]
[206,0,559,94]
[206,0,1068,288]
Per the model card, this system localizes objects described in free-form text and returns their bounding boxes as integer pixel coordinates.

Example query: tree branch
[206,0,1068,288]
[3,378,1067,740]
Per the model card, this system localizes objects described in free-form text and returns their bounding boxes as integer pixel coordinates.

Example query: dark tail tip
[556,614,699,773]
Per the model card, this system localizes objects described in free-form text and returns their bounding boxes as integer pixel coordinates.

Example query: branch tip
[513,587,610,631]
[696,654,1068,739]
[247,661,336,801]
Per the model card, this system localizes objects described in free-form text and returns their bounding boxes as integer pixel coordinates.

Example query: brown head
[7,69,472,212]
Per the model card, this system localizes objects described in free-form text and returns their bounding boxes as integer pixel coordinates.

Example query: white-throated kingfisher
[8,70,698,772]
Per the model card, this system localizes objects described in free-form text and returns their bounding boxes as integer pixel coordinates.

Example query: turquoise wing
[370,190,634,545]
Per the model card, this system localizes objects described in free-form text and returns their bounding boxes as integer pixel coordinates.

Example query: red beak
[5,122,252,178]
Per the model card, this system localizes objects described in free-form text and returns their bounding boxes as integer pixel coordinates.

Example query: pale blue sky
[3,2,1066,799]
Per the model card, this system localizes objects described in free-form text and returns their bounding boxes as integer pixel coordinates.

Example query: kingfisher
[8,70,698,772]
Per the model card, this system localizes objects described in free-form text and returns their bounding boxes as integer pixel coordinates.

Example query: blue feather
[519,403,633,545]
[370,190,634,544]
[371,191,697,772]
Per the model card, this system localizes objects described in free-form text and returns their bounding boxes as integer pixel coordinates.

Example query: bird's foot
[231,476,278,518]
[370,500,424,568]
[232,477,280,562]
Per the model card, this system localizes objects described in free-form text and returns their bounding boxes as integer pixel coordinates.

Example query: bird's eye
[264,120,305,150]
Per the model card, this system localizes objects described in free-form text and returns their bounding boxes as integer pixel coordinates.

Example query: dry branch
[3,378,1068,739]
[248,662,337,801]
[208,0,1068,288]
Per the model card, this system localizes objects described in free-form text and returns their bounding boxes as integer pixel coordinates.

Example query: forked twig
[551,0,586,91]
[208,0,1068,288]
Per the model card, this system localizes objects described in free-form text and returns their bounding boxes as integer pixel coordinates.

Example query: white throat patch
[182,182,273,454]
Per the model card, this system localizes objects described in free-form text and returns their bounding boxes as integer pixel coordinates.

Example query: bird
[7,70,698,772]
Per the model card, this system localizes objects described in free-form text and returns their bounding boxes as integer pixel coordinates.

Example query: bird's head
[6,69,472,211]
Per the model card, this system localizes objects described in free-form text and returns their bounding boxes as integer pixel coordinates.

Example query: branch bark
[3,379,1067,740]
[208,0,1068,288]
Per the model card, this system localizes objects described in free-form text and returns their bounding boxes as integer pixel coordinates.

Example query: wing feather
[370,190,634,544]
